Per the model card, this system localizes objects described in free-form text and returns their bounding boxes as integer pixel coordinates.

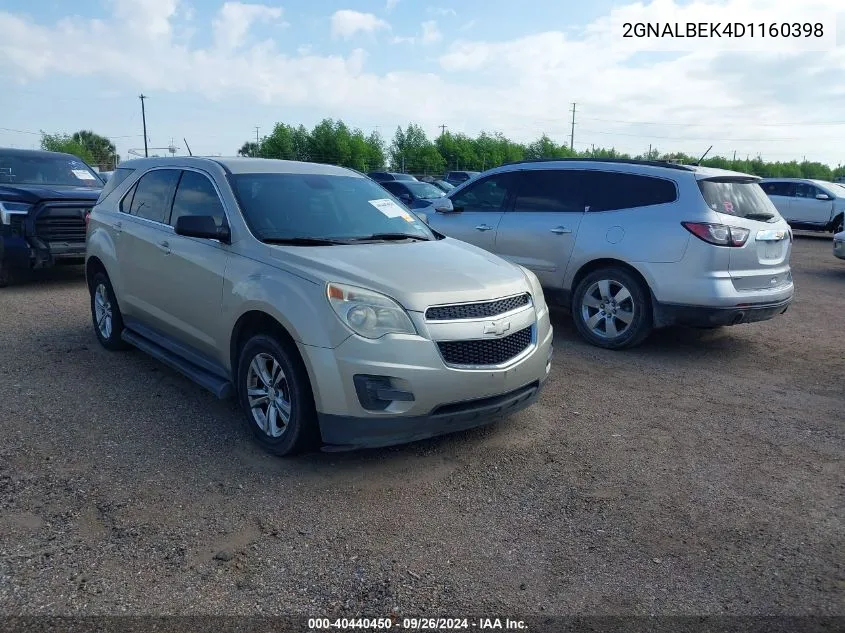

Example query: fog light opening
[353,374,415,411]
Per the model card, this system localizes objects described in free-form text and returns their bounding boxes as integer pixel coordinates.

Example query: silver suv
[425,159,794,349]
[85,157,553,455]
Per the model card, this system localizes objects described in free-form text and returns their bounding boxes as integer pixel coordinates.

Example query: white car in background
[834,229,845,261]
[759,178,845,233]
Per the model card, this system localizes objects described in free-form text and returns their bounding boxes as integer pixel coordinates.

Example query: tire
[0,263,10,288]
[571,267,652,350]
[90,271,130,350]
[833,214,844,234]
[236,334,318,456]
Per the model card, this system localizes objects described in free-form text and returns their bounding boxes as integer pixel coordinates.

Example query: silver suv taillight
[682,222,750,247]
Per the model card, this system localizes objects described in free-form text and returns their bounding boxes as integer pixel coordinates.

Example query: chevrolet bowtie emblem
[483,319,511,336]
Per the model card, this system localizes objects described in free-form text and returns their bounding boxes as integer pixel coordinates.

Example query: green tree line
[240,118,845,181]
[40,130,120,171]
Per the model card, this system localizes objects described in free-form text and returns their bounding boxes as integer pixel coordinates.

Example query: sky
[1,0,844,165]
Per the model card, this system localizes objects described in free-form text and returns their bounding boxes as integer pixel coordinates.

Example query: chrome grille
[438,326,533,366]
[426,293,531,321]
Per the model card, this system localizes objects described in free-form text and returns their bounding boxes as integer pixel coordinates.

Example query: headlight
[0,201,32,225]
[517,265,546,310]
[327,282,417,339]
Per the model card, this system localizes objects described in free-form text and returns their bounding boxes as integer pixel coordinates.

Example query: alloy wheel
[580,279,636,339]
[246,352,292,438]
[94,283,113,340]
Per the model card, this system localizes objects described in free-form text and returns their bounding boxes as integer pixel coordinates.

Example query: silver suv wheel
[94,283,114,340]
[580,279,635,339]
[246,352,292,438]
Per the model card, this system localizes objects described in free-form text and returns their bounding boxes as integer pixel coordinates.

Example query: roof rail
[502,157,696,171]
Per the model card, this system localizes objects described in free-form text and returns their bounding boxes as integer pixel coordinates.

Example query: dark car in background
[367,171,418,183]
[444,170,480,186]
[379,179,446,209]
[0,148,104,286]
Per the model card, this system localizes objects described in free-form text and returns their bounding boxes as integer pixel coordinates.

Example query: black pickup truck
[0,148,104,286]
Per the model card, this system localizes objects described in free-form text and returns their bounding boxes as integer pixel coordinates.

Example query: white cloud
[330,10,390,39]
[385,0,400,10]
[421,20,442,44]
[428,7,457,16]
[1,0,845,163]
[212,2,284,50]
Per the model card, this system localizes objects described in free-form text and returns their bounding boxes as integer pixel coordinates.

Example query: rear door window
[583,171,677,211]
[760,181,793,196]
[698,177,779,220]
[512,169,586,212]
[129,169,181,224]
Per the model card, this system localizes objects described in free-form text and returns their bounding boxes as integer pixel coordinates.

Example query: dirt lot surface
[0,236,842,617]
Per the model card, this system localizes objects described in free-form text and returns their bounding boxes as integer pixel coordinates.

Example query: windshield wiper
[743,213,776,221]
[348,233,431,242]
[261,237,350,246]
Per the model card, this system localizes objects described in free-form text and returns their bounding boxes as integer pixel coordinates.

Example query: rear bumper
[318,378,544,451]
[654,295,793,328]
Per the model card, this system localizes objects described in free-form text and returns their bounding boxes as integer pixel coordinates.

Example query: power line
[577,115,845,128]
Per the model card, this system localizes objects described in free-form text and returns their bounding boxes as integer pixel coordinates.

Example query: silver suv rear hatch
[697,176,792,292]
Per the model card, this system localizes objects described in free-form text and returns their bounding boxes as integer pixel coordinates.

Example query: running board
[121,330,234,399]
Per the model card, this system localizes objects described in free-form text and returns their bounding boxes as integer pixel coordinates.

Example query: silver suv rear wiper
[743,213,776,221]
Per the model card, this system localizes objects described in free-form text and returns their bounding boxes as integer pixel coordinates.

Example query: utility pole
[254,126,260,157]
[570,102,576,151]
[139,94,148,157]
[733,150,736,163]
[648,143,652,158]
[439,123,447,137]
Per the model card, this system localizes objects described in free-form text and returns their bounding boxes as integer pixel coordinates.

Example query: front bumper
[834,239,845,260]
[300,310,554,451]
[654,295,793,328]
[0,232,85,270]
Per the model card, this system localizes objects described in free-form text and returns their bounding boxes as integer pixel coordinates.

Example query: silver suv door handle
[113,221,122,233]
[157,240,171,254]
[550,226,572,235]
[475,224,494,231]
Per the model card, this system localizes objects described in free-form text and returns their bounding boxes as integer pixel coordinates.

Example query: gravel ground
[0,235,842,618]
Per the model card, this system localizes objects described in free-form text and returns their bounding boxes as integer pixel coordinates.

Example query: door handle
[550,226,572,234]
[113,221,122,233]
[157,240,171,254]
[475,224,494,232]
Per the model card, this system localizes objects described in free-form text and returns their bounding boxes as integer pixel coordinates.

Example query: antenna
[695,145,713,165]
[184,138,193,156]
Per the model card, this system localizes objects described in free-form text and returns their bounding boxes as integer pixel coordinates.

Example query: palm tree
[72,130,118,170]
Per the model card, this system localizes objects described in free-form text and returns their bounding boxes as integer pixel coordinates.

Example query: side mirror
[399,193,413,203]
[415,212,429,224]
[816,193,831,200]
[432,198,456,213]
[175,215,231,243]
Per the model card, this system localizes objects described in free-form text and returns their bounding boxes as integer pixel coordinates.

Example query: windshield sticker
[401,211,415,222]
[368,198,406,218]
[72,169,96,181]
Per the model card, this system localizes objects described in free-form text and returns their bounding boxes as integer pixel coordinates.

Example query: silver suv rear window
[698,177,779,221]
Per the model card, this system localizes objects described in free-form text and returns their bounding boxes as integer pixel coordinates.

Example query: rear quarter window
[95,167,134,204]
[584,171,678,211]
